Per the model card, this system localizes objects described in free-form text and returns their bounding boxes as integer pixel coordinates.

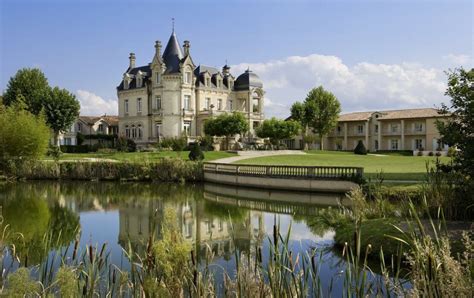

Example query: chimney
[129,53,136,69]
[155,40,162,57]
[183,40,190,56]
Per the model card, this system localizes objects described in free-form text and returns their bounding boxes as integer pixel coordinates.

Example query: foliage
[7,159,203,182]
[354,140,367,155]
[198,135,214,151]
[5,268,40,297]
[151,208,192,296]
[3,68,50,115]
[47,144,62,160]
[44,87,80,144]
[116,136,136,152]
[437,68,474,175]
[291,86,341,150]
[204,112,249,150]
[3,68,80,144]
[255,117,300,147]
[0,102,50,171]
[55,266,77,297]
[159,136,188,151]
[188,142,204,161]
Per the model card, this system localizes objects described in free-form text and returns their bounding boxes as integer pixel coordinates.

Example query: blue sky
[1,0,472,117]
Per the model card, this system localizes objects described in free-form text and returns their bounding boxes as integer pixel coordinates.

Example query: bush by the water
[117,136,136,152]
[6,158,203,182]
[354,140,367,155]
[188,142,204,161]
[159,136,187,151]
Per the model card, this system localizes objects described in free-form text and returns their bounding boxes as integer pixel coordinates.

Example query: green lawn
[234,150,451,181]
[44,151,236,162]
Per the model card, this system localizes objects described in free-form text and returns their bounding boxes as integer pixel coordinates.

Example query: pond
[0,181,386,296]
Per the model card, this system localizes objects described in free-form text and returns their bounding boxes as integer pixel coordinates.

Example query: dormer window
[124,78,130,89]
[136,76,142,88]
[206,78,211,87]
[217,80,221,88]
[155,72,161,84]
[184,72,192,84]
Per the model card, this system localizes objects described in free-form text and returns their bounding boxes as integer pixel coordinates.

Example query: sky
[1,0,473,118]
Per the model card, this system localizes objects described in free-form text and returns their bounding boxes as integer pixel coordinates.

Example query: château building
[117,29,265,147]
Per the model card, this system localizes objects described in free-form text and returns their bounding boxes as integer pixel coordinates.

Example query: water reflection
[0,181,337,270]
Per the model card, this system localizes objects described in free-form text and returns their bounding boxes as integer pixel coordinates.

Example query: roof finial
[172,17,175,33]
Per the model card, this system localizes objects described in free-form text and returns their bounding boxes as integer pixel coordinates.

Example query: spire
[162,28,184,74]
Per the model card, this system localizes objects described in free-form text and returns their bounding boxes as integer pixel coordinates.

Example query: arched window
[138,125,143,139]
[125,125,130,138]
[131,125,136,138]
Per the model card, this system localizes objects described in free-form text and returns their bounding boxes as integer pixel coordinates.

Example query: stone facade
[117,30,265,147]
[287,108,451,152]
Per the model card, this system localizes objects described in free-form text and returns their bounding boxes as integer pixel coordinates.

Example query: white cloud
[443,54,472,66]
[232,54,449,118]
[76,90,117,116]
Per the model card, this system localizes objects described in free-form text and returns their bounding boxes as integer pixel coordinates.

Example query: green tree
[204,112,249,150]
[290,101,309,148]
[304,87,341,150]
[3,68,51,115]
[0,101,50,170]
[44,87,80,145]
[256,117,300,148]
[437,68,474,177]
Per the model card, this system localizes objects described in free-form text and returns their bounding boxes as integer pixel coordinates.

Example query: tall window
[414,123,423,132]
[155,72,161,84]
[391,139,399,150]
[183,122,191,136]
[184,95,191,110]
[98,124,104,133]
[415,139,423,149]
[217,99,222,110]
[205,98,210,110]
[357,125,364,134]
[155,96,162,110]
[155,122,161,137]
[125,125,130,138]
[184,72,192,84]
[131,125,136,138]
[206,78,211,87]
[337,126,341,134]
[124,79,129,89]
[137,98,142,113]
[391,124,399,133]
[228,99,233,111]
[375,124,379,133]
[124,99,129,114]
[137,124,143,139]
[375,140,379,150]
[252,98,259,113]
[77,123,82,132]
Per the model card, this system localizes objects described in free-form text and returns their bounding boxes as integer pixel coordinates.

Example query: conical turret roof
[162,31,184,74]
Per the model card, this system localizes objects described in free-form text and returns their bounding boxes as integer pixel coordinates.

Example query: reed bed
[0,203,471,297]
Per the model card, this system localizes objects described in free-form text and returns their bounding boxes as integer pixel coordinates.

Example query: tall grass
[4,158,203,182]
[0,204,472,297]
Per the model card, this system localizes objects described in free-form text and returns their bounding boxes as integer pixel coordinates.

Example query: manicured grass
[234,150,451,181]
[43,151,236,162]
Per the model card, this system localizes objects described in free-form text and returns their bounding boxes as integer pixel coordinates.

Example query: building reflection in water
[117,195,265,263]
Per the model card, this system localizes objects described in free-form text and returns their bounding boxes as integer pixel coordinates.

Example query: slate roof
[117,65,150,91]
[234,69,263,91]
[162,31,184,74]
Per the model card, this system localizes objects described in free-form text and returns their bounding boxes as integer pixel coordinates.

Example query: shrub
[60,145,90,153]
[160,136,187,152]
[428,151,434,156]
[447,147,457,157]
[199,135,214,151]
[188,142,204,161]
[435,151,442,157]
[417,151,423,156]
[0,101,50,170]
[47,145,62,160]
[117,137,136,152]
[354,140,367,155]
